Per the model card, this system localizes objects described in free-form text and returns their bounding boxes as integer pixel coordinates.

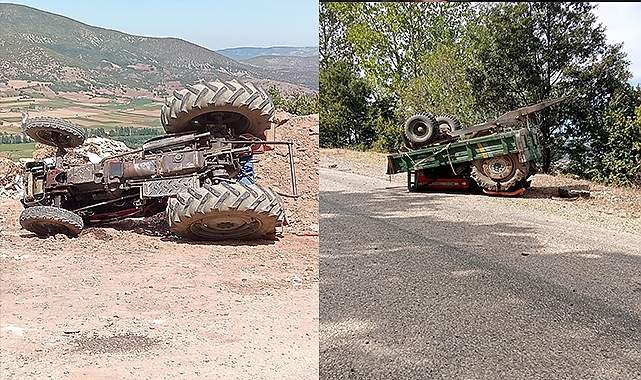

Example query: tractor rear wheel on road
[404,113,439,148]
[24,117,86,148]
[470,153,529,191]
[167,182,284,240]
[19,206,84,237]
[161,79,275,139]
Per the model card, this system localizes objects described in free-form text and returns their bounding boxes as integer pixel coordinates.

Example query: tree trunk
[541,145,551,174]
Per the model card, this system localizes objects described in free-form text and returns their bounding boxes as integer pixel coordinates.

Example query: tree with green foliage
[588,88,641,186]
[268,87,318,116]
[320,3,375,149]
[320,2,475,151]
[398,43,481,127]
[319,2,353,66]
[0,132,26,144]
[332,2,470,97]
[320,60,373,149]
[367,95,400,152]
[466,2,632,175]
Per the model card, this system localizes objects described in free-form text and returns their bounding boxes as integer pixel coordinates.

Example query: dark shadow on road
[523,185,564,199]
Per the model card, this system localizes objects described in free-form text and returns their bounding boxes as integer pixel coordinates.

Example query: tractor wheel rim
[192,111,250,136]
[33,222,69,236]
[34,129,74,146]
[190,213,261,239]
[482,156,515,181]
[412,122,427,137]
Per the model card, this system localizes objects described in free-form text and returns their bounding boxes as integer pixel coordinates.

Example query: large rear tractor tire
[20,206,84,237]
[470,153,529,191]
[161,79,275,139]
[24,117,86,148]
[167,182,284,241]
[403,113,439,148]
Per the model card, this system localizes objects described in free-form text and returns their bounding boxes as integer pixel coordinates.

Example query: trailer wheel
[20,206,84,237]
[470,153,529,191]
[24,117,86,148]
[404,113,439,148]
[436,115,461,134]
[167,182,284,240]
[161,79,274,139]
[401,128,414,150]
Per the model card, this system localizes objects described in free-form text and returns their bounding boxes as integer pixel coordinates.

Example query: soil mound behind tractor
[19,79,296,240]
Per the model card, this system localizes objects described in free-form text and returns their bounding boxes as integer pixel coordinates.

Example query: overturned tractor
[387,97,566,195]
[20,79,296,240]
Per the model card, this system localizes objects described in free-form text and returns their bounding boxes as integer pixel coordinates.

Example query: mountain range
[0,3,318,95]
[216,46,319,61]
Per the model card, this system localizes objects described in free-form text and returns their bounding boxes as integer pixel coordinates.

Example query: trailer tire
[404,113,439,148]
[436,115,461,134]
[20,206,84,237]
[401,128,414,150]
[161,79,274,139]
[24,117,86,148]
[167,182,284,240]
[470,153,529,191]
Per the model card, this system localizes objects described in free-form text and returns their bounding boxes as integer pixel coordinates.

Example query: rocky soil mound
[32,137,133,164]
[0,157,23,199]
[259,110,319,234]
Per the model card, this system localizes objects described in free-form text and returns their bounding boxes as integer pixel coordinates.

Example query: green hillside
[0,3,315,92]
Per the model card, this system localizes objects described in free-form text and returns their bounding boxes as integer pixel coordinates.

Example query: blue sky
[0,0,319,50]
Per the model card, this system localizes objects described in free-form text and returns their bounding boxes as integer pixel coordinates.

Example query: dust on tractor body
[20,79,294,240]
[387,97,566,195]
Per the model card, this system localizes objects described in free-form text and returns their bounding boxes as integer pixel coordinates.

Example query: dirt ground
[0,112,319,379]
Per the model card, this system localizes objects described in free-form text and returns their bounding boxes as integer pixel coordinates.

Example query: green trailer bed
[386,127,543,175]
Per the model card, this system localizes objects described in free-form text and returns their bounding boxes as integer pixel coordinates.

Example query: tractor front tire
[436,115,461,134]
[24,117,86,148]
[167,182,284,241]
[20,206,84,237]
[403,113,439,148]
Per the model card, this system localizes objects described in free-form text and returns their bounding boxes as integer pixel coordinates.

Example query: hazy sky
[592,2,641,86]
[1,1,639,85]
[0,0,319,49]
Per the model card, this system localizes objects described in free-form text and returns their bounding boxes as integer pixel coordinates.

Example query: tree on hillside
[268,87,318,116]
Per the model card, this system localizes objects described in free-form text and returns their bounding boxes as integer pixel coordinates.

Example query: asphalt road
[319,168,641,380]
